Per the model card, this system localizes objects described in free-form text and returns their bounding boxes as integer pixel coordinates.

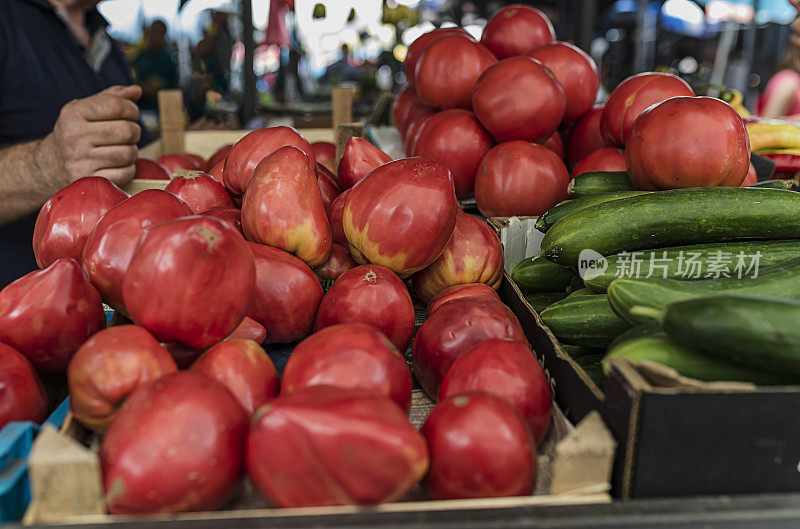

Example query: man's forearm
[0,135,67,225]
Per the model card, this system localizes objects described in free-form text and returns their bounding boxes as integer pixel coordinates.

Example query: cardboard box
[491,216,800,499]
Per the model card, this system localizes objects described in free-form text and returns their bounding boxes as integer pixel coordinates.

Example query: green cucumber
[584,239,800,293]
[566,287,592,298]
[567,171,636,198]
[540,294,631,348]
[607,257,800,324]
[746,179,796,190]
[603,324,797,385]
[565,276,585,294]
[513,253,575,292]
[573,354,606,389]
[542,187,800,266]
[535,191,651,232]
[660,295,800,376]
[524,292,567,312]
[560,344,605,359]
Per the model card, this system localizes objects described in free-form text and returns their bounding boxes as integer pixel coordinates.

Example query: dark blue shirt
[0,0,132,286]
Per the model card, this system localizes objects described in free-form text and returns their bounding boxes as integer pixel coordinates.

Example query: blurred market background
[102,0,798,136]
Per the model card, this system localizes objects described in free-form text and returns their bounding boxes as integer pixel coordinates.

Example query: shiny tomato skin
[427,284,501,316]
[412,109,495,198]
[481,4,555,59]
[0,343,47,429]
[414,34,497,110]
[566,105,606,168]
[570,146,627,178]
[337,137,392,191]
[626,96,750,189]
[405,27,473,86]
[475,141,570,217]
[472,56,565,143]
[134,158,171,180]
[164,170,234,214]
[33,177,129,268]
[527,41,599,122]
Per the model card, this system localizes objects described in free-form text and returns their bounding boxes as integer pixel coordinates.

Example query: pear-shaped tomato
[343,157,458,278]
[0,343,47,429]
[337,137,392,191]
[33,177,128,268]
[241,146,331,267]
[123,216,255,349]
[0,258,105,371]
[164,170,234,213]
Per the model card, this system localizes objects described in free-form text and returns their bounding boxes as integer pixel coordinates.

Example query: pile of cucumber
[513,171,800,387]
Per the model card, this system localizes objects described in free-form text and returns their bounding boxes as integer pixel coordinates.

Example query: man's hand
[42,85,143,188]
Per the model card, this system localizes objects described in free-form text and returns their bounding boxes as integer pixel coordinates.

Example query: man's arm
[0,85,143,225]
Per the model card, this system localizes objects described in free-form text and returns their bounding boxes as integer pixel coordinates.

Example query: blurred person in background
[0,0,141,286]
[758,0,800,120]
[321,44,360,85]
[132,19,178,112]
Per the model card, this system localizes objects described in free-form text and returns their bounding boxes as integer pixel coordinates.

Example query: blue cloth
[0,0,132,287]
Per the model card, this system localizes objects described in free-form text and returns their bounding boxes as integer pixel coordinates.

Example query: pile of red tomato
[0,111,552,512]
[396,5,752,216]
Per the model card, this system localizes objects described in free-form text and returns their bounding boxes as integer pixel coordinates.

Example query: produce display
[9,2,800,520]
[2,14,574,507]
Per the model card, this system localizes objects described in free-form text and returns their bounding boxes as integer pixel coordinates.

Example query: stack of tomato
[394,5,756,218]
[0,119,553,513]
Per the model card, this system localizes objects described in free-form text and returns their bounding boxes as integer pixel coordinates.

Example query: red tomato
[246,386,428,507]
[472,56,565,143]
[123,216,255,350]
[67,325,177,432]
[539,131,564,159]
[626,96,750,189]
[401,100,436,140]
[405,113,434,156]
[82,190,192,312]
[282,323,412,411]
[741,163,758,186]
[313,243,357,282]
[571,146,627,178]
[413,109,495,198]
[422,393,536,499]
[475,141,570,217]
[204,144,232,171]
[566,105,607,168]
[414,34,497,110]
[0,343,47,429]
[0,258,104,371]
[439,338,551,443]
[33,177,128,268]
[315,162,341,213]
[157,153,201,174]
[191,339,279,419]
[247,242,324,344]
[224,316,267,344]
[310,141,336,173]
[164,170,234,214]
[134,158,170,180]
[101,372,247,514]
[223,126,315,196]
[343,158,458,278]
[392,85,418,133]
[241,146,331,267]
[527,41,599,122]
[327,190,349,246]
[337,137,392,191]
[481,4,555,59]
[412,296,525,398]
[601,72,694,146]
[315,264,414,352]
[405,27,473,86]
[411,210,503,303]
[202,206,243,236]
[427,283,501,315]
[206,160,224,183]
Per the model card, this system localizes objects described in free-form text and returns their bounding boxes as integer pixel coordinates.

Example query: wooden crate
[126,129,335,196]
[23,393,614,525]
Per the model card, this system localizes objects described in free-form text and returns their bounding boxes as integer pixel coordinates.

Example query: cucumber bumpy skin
[540,294,631,348]
[542,187,800,267]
